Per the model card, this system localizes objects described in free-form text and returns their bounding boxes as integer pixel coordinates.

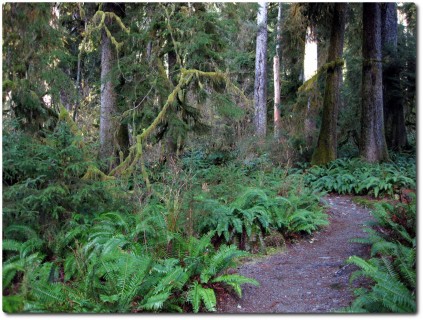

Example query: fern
[187,282,216,312]
[199,244,250,283]
[138,291,171,311]
[304,157,415,198]
[212,274,259,297]
[347,198,416,313]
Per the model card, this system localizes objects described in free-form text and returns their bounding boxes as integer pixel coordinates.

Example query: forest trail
[218,195,374,313]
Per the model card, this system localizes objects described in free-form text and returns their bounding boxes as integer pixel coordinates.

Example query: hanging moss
[79,10,130,60]
[109,68,248,178]
[82,165,115,181]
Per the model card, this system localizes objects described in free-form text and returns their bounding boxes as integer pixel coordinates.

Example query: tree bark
[381,3,407,151]
[273,56,281,138]
[254,1,268,138]
[273,2,282,139]
[99,24,116,164]
[311,3,347,165]
[99,3,128,169]
[360,3,389,162]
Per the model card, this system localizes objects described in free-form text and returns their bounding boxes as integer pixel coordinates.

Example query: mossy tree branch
[298,58,344,93]
[109,68,248,178]
[78,10,130,61]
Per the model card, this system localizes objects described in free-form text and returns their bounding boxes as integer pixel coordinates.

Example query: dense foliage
[346,197,416,312]
[2,119,330,313]
[301,156,415,198]
[2,2,417,314]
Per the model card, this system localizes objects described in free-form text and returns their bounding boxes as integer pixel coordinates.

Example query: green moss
[298,58,344,93]
[82,165,115,181]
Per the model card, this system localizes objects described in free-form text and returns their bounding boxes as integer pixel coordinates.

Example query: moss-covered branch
[110,68,248,177]
[78,10,130,60]
[163,4,183,67]
[298,58,344,93]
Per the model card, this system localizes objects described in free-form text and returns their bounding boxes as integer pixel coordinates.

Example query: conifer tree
[311,3,347,165]
[273,2,282,139]
[360,3,389,162]
[254,1,268,138]
[99,3,129,169]
[381,3,407,151]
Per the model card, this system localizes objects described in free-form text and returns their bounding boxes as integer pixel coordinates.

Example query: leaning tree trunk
[254,1,268,138]
[273,2,282,139]
[381,3,407,151]
[311,3,347,165]
[360,3,389,162]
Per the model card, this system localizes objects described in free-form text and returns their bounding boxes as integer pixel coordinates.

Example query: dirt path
[217,195,374,313]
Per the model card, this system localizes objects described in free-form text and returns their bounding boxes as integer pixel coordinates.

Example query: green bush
[2,121,130,236]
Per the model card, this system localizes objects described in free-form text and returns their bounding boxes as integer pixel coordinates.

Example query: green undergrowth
[3,120,415,313]
[344,195,416,313]
[298,157,415,198]
[3,224,258,312]
[3,123,325,313]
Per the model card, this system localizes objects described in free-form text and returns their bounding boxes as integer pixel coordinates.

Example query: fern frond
[200,245,249,283]
[212,274,259,297]
[138,291,171,311]
[2,239,23,252]
[187,282,216,313]
[187,281,202,313]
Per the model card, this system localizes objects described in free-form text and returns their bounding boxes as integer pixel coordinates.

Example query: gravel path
[217,195,374,313]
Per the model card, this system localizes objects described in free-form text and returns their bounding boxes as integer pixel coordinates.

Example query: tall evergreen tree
[99,3,129,169]
[311,3,347,165]
[253,1,268,138]
[360,3,389,162]
[273,2,282,139]
[381,3,407,151]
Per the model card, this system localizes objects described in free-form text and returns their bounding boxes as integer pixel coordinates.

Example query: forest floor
[217,194,374,313]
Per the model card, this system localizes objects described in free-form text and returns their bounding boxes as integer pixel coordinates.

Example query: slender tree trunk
[254,1,268,138]
[99,25,116,164]
[166,33,179,161]
[273,56,281,138]
[360,3,389,162]
[381,3,407,151]
[273,2,282,139]
[311,3,347,165]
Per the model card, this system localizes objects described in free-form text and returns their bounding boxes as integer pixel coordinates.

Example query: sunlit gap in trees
[304,27,318,82]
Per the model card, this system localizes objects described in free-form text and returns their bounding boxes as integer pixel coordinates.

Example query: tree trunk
[99,24,116,165]
[99,3,128,169]
[273,56,281,138]
[273,2,282,139]
[381,3,407,151]
[254,1,268,138]
[360,3,389,162]
[311,3,347,165]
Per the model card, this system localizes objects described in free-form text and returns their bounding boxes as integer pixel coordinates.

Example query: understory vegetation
[2,119,416,313]
[2,2,416,314]
[2,120,327,313]
[346,197,416,313]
